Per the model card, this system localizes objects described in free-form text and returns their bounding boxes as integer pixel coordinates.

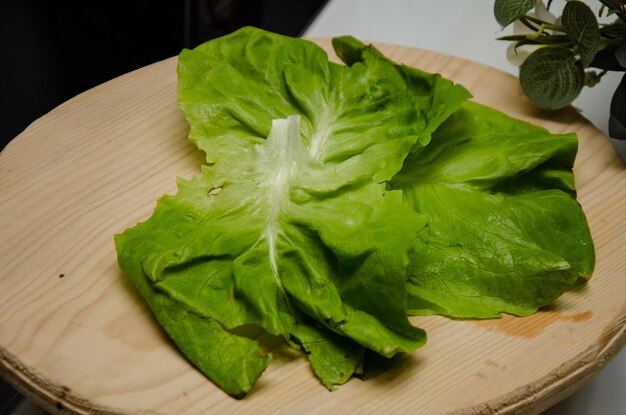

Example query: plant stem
[519,16,540,32]
[522,14,566,32]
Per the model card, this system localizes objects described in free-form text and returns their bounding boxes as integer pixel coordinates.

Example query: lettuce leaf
[116,27,470,397]
[391,101,595,318]
[116,27,594,397]
[177,28,470,182]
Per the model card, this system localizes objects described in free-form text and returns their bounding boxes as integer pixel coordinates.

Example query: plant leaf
[116,115,427,396]
[494,0,535,27]
[391,101,595,318]
[562,0,600,67]
[519,47,584,109]
[178,28,469,182]
[331,36,472,148]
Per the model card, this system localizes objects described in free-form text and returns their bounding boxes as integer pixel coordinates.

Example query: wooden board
[0,40,624,415]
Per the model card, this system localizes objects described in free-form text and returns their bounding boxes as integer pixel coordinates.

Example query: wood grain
[0,40,624,415]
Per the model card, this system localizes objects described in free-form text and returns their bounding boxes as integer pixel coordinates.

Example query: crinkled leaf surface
[391,101,595,318]
[177,29,470,179]
[116,27,470,397]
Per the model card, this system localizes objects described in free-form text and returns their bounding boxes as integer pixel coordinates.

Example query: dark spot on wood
[56,401,64,410]
[58,273,65,278]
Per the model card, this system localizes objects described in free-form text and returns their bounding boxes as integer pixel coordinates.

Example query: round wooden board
[1,39,625,415]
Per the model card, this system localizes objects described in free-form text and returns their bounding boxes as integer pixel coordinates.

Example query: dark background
[0,0,326,151]
[0,0,325,412]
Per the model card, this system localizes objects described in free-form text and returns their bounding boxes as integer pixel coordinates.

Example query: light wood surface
[0,40,624,415]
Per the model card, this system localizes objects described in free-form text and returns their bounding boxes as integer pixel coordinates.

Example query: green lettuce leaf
[391,101,595,318]
[177,28,470,180]
[116,27,594,398]
[116,27,471,397]
[116,116,425,396]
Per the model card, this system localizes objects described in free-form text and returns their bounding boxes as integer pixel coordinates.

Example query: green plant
[494,0,626,141]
